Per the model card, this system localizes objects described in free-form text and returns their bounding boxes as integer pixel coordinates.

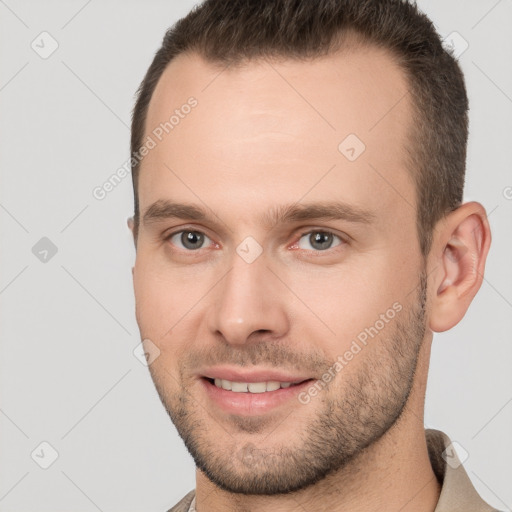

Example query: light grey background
[0,1,511,511]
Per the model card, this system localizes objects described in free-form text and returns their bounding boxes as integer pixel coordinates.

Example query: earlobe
[428,202,491,333]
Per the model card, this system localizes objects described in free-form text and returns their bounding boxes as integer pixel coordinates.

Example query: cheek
[287,260,405,355]
[133,253,211,342]
[133,259,176,338]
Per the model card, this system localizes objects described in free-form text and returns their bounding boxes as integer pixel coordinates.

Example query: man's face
[133,47,428,494]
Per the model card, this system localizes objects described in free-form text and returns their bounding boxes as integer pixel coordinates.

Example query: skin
[129,45,491,512]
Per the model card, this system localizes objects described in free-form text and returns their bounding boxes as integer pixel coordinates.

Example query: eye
[296,230,344,251]
[167,230,213,251]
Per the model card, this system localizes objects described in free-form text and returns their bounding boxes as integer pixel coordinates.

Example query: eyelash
[163,227,348,255]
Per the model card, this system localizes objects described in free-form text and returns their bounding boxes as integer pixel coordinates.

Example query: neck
[194,338,441,512]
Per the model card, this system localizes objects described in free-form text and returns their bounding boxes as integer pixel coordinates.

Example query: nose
[206,250,290,346]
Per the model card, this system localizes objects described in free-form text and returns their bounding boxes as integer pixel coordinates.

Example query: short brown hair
[131,0,468,256]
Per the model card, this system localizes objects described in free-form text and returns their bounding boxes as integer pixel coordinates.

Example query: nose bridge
[207,248,288,345]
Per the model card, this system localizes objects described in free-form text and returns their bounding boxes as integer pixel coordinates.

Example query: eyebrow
[142,199,376,229]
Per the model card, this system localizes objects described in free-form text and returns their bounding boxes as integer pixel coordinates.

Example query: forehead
[139,46,415,228]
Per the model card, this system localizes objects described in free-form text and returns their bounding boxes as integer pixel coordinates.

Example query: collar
[426,428,497,511]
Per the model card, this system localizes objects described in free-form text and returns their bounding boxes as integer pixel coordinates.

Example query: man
[128,0,498,510]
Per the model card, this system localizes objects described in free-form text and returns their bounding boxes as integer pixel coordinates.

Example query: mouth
[199,374,316,415]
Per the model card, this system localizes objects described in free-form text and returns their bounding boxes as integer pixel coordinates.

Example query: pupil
[311,232,332,250]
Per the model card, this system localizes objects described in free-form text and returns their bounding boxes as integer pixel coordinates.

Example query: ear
[127,216,137,252]
[428,201,491,332]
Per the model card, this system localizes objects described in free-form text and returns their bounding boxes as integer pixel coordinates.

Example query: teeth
[231,382,248,392]
[248,382,267,393]
[266,381,281,391]
[212,379,299,393]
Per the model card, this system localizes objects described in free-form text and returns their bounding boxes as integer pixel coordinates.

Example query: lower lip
[201,378,314,415]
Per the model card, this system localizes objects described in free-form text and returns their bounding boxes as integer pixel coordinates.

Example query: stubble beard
[150,272,428,495]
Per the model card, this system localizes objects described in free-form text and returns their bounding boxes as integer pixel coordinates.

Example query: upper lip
[200,366,313,383]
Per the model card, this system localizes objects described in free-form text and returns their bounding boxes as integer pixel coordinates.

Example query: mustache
[183,341,332,375]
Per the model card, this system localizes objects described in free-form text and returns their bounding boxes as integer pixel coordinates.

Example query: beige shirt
[167,429,500,512]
